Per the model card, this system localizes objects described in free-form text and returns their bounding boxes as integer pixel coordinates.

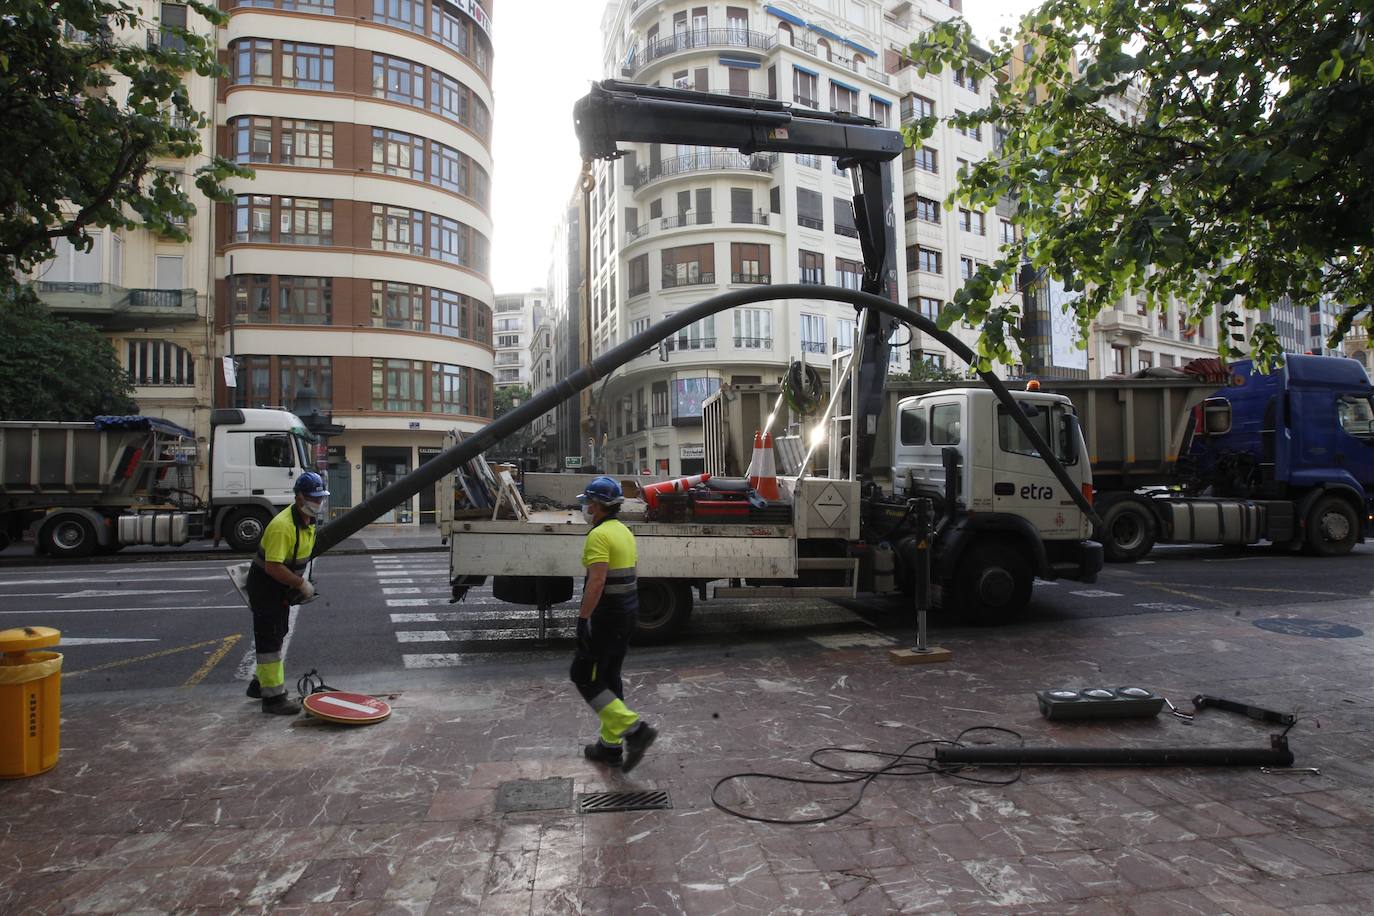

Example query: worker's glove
[293,579,317,604]
[576,616,593,652]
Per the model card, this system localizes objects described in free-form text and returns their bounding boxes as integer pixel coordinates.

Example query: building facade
[34,3,220,452]
[213,0,496,526]
[546,181,592,472]
[594,0,909,478]
[492,289,544,389]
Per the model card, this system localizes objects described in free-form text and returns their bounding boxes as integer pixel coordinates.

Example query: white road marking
[401,651,549,669]
[0,575,227,587]
[234,604,300,680]
[809,632,897,649]
[396,627,576,642]
[0,605,244,615]
[383,587,448,595]
[59,637,160,646]
[1071,590,1124,598]
[1135,602,1199,612]
[386,597,456,607]
[55,589,208,600]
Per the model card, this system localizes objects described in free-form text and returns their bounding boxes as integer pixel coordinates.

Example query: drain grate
[578,790,672,814]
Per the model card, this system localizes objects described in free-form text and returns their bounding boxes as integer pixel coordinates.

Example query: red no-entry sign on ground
[302,691,392,725]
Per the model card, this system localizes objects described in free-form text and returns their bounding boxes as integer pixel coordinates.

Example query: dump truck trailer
[707,355,1374,561]
[0,408,312,557]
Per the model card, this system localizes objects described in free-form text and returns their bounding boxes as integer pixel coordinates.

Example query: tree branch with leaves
[0,0,252,288]
[903,0,1374,370]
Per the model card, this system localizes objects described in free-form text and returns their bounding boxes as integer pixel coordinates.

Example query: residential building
[214,0,496,526]
[547,182,592,471]
[1342,321,1371,373]
[528,307,558,468]
[593,0,908,477]
[492,289,545,389]
[33,3,220,447]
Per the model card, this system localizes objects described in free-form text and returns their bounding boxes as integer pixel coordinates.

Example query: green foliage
[0,0,252,289]
[902,0,1374,369]
[492,384,535,457]
[0,286,136,419]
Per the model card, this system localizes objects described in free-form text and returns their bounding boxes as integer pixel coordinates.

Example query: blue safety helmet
[294,470,330,499]
[577,475,623,506]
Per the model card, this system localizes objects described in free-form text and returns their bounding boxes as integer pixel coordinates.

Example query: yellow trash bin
[0,626,63,779]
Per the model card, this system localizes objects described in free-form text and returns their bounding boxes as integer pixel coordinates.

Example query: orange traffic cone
[641,473,711,510]
[745,430,764,489]
[756,433,781,500]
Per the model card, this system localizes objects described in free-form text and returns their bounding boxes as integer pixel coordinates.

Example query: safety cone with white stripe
[745,430,764,489]
[756,432,781,500]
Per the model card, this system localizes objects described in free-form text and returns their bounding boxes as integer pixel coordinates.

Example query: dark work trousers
[569,607,637,707]
[245,566,293,698]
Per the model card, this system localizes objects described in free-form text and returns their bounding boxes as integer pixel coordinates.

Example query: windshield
[997,403,1077,464]
[1337,394,1374,441]
[293,434,314,470]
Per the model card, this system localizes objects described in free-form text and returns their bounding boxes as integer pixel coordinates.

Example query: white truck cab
[209,408,316,550]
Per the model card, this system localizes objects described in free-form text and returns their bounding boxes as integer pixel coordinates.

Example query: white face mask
[581,504,596,524]
[300,498,325,518]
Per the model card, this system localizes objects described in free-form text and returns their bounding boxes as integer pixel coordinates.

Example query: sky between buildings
[489,0,1041,293]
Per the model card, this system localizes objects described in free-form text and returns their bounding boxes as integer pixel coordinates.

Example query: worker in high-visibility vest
[571,476,658,772]
[244,472,326,715]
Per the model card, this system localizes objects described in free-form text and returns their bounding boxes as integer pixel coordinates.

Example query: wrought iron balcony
[835,224,859,238]
[797,215,824,231]
[660,272,716,290]
[631,151,776,189]
[733,337,773,349]
[660,211,712,230]
[630,28,775,73]
[731,273,771,285]
[730,210,771,226]
[801,341,827,354]
[36,283,197,329]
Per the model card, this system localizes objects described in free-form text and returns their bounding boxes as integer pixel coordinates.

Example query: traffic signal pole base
[890,646,952,665]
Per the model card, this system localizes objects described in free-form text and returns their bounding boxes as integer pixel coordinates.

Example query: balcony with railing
[663,337,717,351]
[660,211,713,230]
[651,413,670,427]
[627,29,775,74]
[630,151,777,189]
[36,282,198,329]
[797,215,824,231]
[733,337,773,349]
[731,273,771,285]
[730,210,771,227]
[661,272,716,290]
[625,222,651,244]
[801,340,827,354]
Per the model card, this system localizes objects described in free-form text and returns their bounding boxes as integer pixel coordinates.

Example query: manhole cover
[1254,618,1363,639]
[578,790,672,814]
[495,777,573,813]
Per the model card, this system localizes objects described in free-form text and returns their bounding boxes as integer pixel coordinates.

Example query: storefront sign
[680,445,704,459]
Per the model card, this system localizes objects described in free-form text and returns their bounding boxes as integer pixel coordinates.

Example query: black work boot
[584,742,623,767]
[261,694,301,716]
[621,722,658,774]
[246,678,261,699]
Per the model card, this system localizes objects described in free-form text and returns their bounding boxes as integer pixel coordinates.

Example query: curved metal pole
[315,285,1101,556]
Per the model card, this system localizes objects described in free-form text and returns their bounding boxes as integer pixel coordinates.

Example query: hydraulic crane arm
[574,80,905,476]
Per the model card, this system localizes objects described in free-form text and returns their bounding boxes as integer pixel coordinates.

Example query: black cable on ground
[711,726,1025,826]
[296,668,337,701]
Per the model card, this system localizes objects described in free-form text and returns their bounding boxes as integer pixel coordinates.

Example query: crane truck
[400,80,1103,643]
[0,408,313,557]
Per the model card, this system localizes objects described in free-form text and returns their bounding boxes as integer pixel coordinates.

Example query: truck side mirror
[1063,414,1081,464]
[941,446,961,511]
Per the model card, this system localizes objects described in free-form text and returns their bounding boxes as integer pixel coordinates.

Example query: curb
[0,543,447,568]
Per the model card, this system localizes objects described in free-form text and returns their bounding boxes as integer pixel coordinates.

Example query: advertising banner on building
[1047,280,1089,372]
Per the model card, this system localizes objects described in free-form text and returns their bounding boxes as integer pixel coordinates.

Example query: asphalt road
[2,542,1370,697]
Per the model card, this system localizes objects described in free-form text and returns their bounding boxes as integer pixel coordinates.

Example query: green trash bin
[0,626,63,779]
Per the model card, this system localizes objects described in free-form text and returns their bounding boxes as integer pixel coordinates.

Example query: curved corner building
[214,0,495,525]
[594,0,907,477]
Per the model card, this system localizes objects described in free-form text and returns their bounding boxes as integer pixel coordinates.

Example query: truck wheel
[1305,496,1359,557]
[634,578,692,645]
[952,541,1033,625]
[1099,500,1157,563]
[43,514,96,559]
[224,509,270,553]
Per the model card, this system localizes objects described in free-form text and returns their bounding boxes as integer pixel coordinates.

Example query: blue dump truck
[1055,354,1374,560]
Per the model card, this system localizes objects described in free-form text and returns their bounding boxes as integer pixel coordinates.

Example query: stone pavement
[2,595,1372,914]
